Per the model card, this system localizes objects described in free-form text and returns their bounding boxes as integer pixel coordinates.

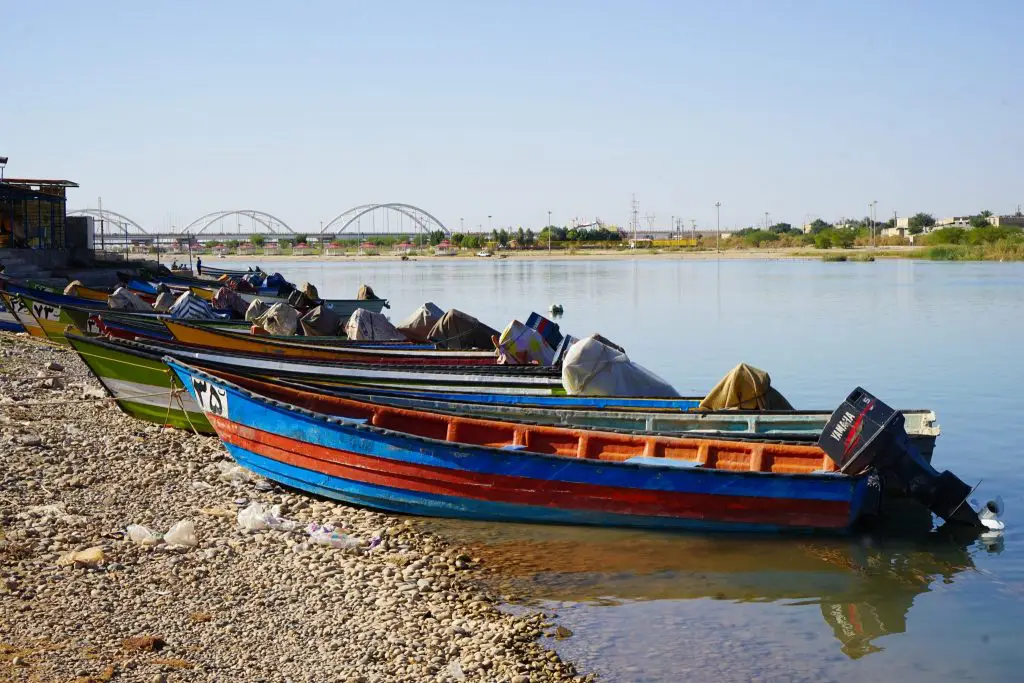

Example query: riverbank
[157,246,924,264]
[0,332,592,683]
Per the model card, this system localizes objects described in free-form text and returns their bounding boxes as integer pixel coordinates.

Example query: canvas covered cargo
[153,291,176,313]
[697,363,793,411]
[245,298,269,323]
[107,287,151,313]
[496,319,555,365]
[344,308,406,341]
[212,287,247,316]
[561,334,679,397]
[255,303,299,336]
[396,302,444,342]
[357,284,380,301]
[427,309,498,350]
[300,304,343,337]
[169,291,219,320]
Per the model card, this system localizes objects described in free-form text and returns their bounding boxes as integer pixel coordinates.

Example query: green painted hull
[67,334,213,433]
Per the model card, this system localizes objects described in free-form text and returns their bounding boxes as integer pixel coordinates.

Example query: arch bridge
[321,203,449,237]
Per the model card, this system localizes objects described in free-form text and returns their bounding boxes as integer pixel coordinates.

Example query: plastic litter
[307,522,362,549]
[447,660,466,681]
[126,524,163,546]
[216,461,257,483]
[237,503,299,532]
[164,519,198,548]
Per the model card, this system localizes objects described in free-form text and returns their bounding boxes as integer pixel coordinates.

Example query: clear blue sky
[3,1,1022,233]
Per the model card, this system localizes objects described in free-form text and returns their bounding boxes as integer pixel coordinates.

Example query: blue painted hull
[166,358,874,533]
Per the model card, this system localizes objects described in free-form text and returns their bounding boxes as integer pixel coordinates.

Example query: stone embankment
[0,332,592,683]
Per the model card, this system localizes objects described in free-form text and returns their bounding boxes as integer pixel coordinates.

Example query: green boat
[65,333,940,461]
[67,333,212,432]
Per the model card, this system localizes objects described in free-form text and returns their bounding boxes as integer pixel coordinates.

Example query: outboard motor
[819,388,986,527]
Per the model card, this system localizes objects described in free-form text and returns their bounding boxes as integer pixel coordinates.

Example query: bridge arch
[182,210,296,235]
[321,203,449,236]
[68,208,149,235]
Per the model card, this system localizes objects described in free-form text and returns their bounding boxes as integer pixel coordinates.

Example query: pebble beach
[0,331,593,683]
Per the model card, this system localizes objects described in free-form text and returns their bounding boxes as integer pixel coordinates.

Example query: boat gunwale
[165,357,858,482]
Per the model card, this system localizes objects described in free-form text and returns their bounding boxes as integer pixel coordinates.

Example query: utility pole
[871,200,878,247]
[630,194,639,247]
[98,196,105,253]
[715,201,721,253]
[690,219,697,247]
[764,212,770,231]
[547,210,552,253]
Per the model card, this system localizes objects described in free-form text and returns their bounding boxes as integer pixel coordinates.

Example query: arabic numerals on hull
[192,378,229,418]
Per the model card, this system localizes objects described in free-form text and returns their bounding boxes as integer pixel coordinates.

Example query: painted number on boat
[192,379,229,418]
[31,303,60,322]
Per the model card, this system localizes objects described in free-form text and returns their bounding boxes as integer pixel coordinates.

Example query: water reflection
[423,519,1000,660]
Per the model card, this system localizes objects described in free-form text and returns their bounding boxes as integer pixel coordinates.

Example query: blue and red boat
[165,357,893,533]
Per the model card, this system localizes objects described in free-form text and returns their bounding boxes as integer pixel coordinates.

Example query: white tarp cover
[344,308,406,341]
[244,298,269,323]
[153,291,176,313]
[168,291,219,320]
[561,334,680,397]
[255,303,299,336]
[496,320,555,365]
[396,302,444,342]
[107,287,151,312]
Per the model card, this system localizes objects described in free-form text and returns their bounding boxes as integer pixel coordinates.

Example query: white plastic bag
[164,519,198,547]
[237,503,298,532]
[216,461,256,483]
[126,524,163,546]
[308,523,361,548]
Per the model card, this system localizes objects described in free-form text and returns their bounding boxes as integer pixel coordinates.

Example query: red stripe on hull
[210,416,852,528]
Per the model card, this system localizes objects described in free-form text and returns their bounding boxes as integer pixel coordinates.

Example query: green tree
[516,227,525,246]
[808,219,831,234]
[451,233,465,247]
[249,234,265,247]
[225,239,239,249]
[429,230,445,246]
[908,213,935,235]
[525,228,535,246]
[279,239,292,250]
[293,234,308,244]
[497,229,510,246]
[464,234,481,249]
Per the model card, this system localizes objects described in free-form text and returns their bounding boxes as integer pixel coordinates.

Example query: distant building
[0,177,78,250]
[987,214,1024,227]
[935,216,972,228]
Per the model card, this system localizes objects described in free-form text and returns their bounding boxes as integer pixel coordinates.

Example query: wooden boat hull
[70,334,568,399]
[66,335,212,432]
[163,320,498,365]
[294,382,939,461]
[0,294,25,332]
[0,291,46,338]
[166,358,876,533]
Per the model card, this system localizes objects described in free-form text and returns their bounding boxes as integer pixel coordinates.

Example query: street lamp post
[870,200,878,247]
[547,210,552,253]
[715,202,721,252]
[764,212,770,231]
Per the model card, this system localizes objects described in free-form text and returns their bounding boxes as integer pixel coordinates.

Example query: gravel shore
[0,331,593,683]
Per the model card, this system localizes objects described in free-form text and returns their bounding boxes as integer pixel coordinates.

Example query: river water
[224,256,1024,682]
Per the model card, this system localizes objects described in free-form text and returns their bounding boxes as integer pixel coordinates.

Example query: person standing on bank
[196,256,203,276]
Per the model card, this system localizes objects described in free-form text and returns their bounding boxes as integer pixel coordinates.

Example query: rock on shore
[0,331,594,682]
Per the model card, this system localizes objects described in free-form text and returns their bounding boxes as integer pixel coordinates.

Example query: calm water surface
[226,256,1024,682]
